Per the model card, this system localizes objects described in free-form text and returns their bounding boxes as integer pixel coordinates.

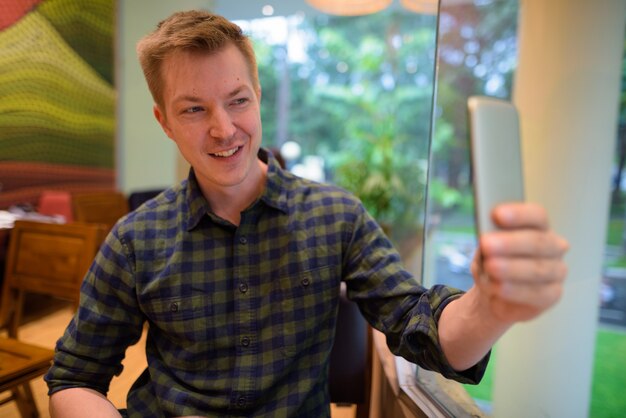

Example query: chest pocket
[142,293,214,369]
[271,266,339,357]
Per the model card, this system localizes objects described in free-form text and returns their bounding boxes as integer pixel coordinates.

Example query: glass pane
[423,0,519,290]
[420,0,519,414]
[595,31,626,418]
[216,1,439,274]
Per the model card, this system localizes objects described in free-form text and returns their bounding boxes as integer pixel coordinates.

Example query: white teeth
[212,147,239,157]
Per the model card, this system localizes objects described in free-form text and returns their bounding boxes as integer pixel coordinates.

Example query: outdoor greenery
[605,217,626,268]
[589,329,626,417]
[606,217,624,247]
[250,2,520,236]
[250,10,437,241]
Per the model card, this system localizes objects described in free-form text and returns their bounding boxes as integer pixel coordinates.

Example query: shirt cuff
[404,286,491,385]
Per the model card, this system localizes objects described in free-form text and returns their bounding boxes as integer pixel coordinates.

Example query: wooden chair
[72,190,129,233]
[0,339,54,418]
[0,220,105,417]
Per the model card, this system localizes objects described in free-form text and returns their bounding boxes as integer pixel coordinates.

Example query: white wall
[116,0,214,193]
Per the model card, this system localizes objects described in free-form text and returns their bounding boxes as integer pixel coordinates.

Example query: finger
[480,229,569,258]
[496,280,564,309]
[470,249,481,278]
[491,202,549,230]
[483,257,568,285]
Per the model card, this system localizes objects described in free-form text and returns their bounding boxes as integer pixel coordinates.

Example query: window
[419,0,519,413]
[596,29,626,418]
[218,2,438,269]
[424,2,626,416]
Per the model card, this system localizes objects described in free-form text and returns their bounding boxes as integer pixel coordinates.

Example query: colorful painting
[0,0,115,208]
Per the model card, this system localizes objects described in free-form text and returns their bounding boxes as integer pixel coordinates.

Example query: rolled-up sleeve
[45,227,144,395]
[342,201,489,384]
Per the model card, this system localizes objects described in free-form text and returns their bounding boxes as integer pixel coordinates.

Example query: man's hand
[438,202,569,371]
[473,202,569,323]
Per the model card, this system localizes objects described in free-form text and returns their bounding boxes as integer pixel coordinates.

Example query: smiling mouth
[211,146,241,158]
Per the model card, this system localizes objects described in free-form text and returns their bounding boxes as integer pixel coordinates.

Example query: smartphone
[468,96,525,234]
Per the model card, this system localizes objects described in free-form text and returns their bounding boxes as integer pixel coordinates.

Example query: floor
[0,296,355,418]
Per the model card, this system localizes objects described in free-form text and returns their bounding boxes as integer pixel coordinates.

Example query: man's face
[154,44,263,197]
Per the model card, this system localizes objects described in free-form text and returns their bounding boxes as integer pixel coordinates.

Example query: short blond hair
[136,10,259,109]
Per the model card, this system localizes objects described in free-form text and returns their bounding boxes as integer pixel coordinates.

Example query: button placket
[232,223,255,409]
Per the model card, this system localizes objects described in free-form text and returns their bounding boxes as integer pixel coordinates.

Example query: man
[45,10,569,418]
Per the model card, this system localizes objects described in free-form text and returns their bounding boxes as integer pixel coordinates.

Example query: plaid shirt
[45,149,487,417]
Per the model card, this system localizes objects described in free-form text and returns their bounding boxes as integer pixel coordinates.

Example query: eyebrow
[228,86,248,98]
[173,95,202,104]
[172,85,250,104]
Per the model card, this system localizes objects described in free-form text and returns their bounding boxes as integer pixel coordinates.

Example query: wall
[116,0,213,194]
[0,0,116,208]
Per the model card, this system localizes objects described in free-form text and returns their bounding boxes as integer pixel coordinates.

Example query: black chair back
[329,285,371,416]
[128,189,164,211]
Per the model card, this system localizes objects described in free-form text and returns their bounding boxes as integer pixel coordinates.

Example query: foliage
[328,90,427,234]
[311,12,435,237]
[610,39,626,203]
[253,39,279,146]
[252,10,437,239]
[606,217,624,247]
[428,177,462,210]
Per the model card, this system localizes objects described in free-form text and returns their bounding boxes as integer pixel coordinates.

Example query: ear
[153,104,174,140]
[256,85,262,103]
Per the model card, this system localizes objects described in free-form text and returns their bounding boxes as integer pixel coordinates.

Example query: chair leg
[13,383,40,418]
[355,403,369,418]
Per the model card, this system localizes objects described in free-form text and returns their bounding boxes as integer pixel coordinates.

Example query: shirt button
[241,336,250,347]
[239,282,249,293]
[237,396,246,407]
[301,278,310,287]
[169,302,179,312]
[239,236,248,245]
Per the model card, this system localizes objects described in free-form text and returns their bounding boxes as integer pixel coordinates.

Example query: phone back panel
[468,96,525,233]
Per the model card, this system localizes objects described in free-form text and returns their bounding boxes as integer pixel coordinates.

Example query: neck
[202,160,268,226]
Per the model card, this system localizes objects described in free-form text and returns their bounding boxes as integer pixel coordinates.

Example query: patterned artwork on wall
[0,0,114,208]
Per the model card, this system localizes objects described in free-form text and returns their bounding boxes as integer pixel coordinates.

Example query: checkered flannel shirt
[45,149,488,417]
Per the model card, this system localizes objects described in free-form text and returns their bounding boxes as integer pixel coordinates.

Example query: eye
[184,106,204,114]
[232,97,249,106]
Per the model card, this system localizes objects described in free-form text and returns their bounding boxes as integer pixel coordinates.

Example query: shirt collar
[184,169,212,231]
[184,147,289,231]
[259,148,289,214]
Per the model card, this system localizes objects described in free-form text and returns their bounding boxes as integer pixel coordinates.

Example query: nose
[208,108,236,140]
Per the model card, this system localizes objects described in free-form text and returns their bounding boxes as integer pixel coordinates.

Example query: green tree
[252,10,438,243]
